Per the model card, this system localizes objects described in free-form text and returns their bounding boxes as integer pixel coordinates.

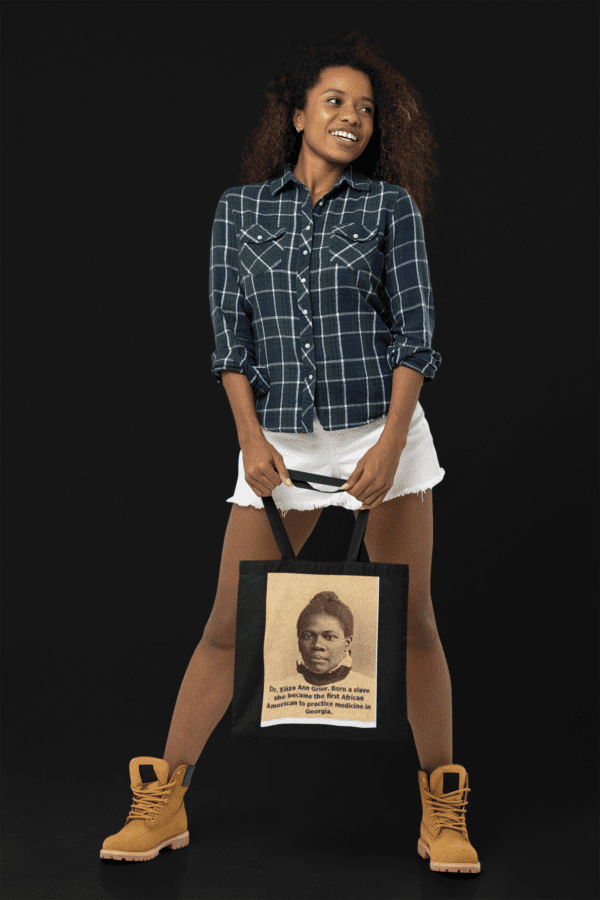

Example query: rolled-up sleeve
[209,190,270,396]
[383,189,442,381]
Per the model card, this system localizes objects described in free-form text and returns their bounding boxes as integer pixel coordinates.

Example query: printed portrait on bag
[261,573,378,729]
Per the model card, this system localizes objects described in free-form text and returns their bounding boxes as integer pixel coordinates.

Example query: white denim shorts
[226,402,445,517]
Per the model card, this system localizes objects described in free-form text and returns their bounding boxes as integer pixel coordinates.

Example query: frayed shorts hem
[225,402,445,517]
[226,469,445,517]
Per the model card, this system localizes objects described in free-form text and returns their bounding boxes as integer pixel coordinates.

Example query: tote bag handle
[261,469,369,562]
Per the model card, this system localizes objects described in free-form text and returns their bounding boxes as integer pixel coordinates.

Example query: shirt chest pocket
[328,222,382,274]
[238,223,286,278]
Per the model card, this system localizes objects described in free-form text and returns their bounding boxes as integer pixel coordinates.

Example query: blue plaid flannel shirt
[209,162,441,433]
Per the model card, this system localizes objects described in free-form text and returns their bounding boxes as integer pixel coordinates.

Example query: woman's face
[294,65,375,166]
[298,612,352,674]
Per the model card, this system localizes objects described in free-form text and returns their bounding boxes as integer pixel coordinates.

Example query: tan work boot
[417,763,481,874]
[100,756,195,862]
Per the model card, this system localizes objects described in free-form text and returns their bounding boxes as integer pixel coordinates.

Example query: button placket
[300,222,311,322]
[298,208,317,429]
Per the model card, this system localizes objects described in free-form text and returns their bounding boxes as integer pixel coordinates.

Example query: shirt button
[353,233,358,238]
[305,343,310,348]
[319,201,323,206]
[303,250,307,254]
[302,309,307,314]
[301,277,306,283]
[305,225,310,230]
[309,374,313,379]
[257,235,262,240]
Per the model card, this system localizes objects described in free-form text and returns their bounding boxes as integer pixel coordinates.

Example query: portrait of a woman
[294,591,375,691]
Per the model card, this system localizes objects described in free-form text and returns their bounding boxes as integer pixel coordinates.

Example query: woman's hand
[339,436,406,510]
[241,434,293,498]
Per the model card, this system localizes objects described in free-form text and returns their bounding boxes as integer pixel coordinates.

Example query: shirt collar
[269,162,371,198]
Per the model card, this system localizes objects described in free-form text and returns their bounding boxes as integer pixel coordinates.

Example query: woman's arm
[221,369,265,449]
[379,364,424,446]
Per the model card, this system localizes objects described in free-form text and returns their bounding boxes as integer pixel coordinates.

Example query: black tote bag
[230,469,411,744]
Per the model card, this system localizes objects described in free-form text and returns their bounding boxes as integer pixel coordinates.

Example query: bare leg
[406,634,453,775]
[162,640,236,781]
[354,489,453,775]
[162,503,322,779]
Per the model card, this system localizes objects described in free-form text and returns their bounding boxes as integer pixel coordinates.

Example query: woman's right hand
[241,435,293,497]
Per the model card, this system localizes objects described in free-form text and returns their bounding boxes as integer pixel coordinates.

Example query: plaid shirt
[209,162,441,433]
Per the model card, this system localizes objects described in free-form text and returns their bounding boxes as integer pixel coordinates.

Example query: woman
[295,593,370,688]
[101,28,480,875]
[264,591,377,725]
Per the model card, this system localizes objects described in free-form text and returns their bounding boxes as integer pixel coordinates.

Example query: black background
[3,2,599,898]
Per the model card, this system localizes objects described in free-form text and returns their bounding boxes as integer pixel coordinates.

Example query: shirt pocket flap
[331,222,379,242]
[239,223,286,244]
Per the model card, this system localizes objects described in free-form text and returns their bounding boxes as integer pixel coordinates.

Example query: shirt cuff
[211,356,271,397]
[386,343,441,382]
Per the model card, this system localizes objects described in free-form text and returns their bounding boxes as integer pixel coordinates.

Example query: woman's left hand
[339,436,406,511]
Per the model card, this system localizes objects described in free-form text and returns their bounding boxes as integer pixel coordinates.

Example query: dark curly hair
[297,591,354,655]
[238,27,440,235]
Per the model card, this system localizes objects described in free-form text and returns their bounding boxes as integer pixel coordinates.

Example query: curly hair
[238,27,440,235]
[296,591,354,653]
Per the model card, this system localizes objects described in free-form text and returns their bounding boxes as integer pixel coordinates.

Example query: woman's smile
[329,131,358,147]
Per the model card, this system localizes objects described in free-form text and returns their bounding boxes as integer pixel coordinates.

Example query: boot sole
[100,830,189,862]
[417,838,481,873]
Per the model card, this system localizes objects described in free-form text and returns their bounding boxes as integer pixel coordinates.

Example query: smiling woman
[100,25,481,879]
[289,63,376,205]
[238,26,440,232]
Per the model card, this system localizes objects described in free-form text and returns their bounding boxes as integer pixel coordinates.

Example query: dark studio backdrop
[3,3,599,899]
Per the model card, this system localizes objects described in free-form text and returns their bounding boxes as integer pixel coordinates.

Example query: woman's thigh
[202,504,323,647]
[353,489,437,642]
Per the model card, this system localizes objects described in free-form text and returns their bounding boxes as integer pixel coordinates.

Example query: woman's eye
[327,98,372,113]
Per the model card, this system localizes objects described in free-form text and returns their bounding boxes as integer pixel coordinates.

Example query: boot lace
[127,779,175,823]
[425,786,471,836]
